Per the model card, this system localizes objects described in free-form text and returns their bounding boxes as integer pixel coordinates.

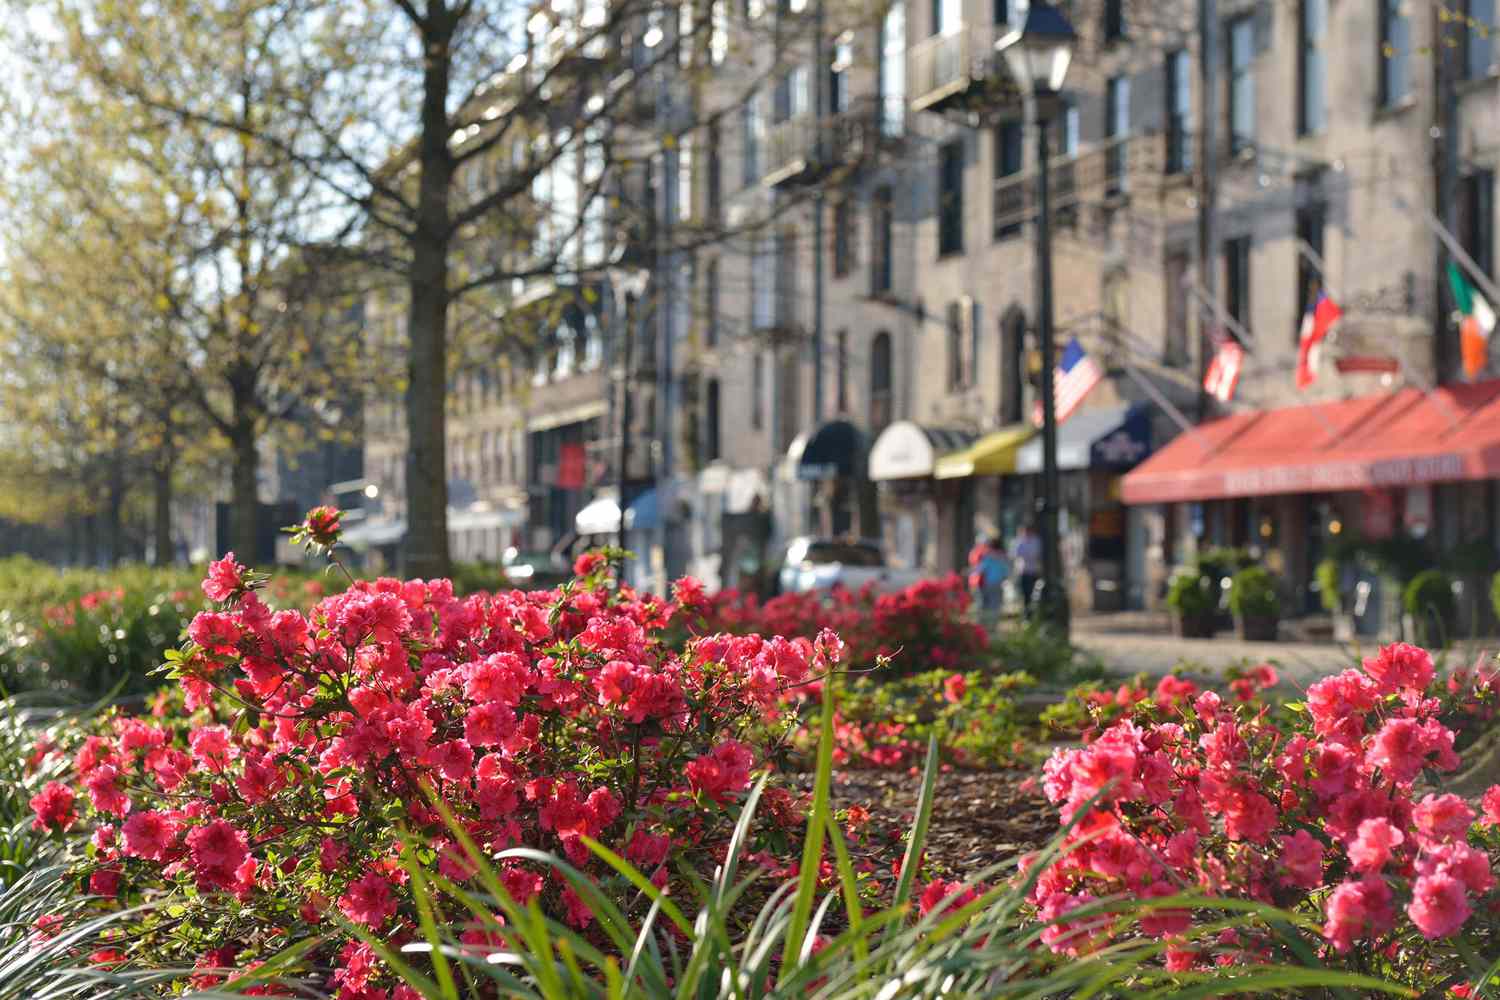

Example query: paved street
[1068,612,1498,688]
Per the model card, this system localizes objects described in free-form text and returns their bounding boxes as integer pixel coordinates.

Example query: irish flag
[1448,262,1496,378]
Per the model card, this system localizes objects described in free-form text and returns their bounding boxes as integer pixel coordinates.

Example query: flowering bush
[28,528,835,995]
[1029,642,1500,987]
[816,668,1034,770]
[700,576,989,677]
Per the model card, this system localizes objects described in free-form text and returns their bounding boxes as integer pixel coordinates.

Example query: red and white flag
[1032,338,1103,426]
[1203,338,1245,402]
[1295,291,1342,389]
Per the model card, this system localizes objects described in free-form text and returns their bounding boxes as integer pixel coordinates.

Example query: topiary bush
[1404,569,1456,647]
[1228,566,1280,619]
[1316,557,1343,614]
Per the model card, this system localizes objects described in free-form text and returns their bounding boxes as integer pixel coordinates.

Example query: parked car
[500,547,572,590]
[775,537,923,596]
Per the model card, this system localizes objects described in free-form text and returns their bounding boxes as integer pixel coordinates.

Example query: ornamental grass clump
[1030,640,1500,992]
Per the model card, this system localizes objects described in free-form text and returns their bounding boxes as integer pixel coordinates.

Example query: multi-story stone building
[356,0,1500,612]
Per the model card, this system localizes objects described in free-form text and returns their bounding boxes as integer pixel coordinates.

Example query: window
[710,0,728,64]
[1464,0,1496,80]
[836,329,849,413]
[994,120,1024,240]
[932,0,960,36]
[1378,0,1410,106]
[775,227,798,328]
[830,34,853,114]
[1103,0,1125,41]
[704,258,719,346]
[1061,100,1080,156]
[677,134,693,221]
[1164,251,1189,365]
[706,120,722,222]
[704,378,721,462]
[1001,311,1025,423]
[674,258,693,344]
[1166,50,1192,173]
[1457,170,1495,278]
[775,65,809,122]
[993,0,1012,25]
[878,2,906,136]
[582,312,604,370]
[679,0,694,67]
[1105,75,1130,195]
[938,139,964,256]
[1297,0,1327,136]
[746,0,763,20]
[1224,236,1251,330]
[751,234,775,328]
[872,186,894,293]
[833,198,855,277]
[1227,16,1255,154]
[1295,172,1326,340]
[752,353,765,429]
[742,91,763,185]
[554,320,576,379]
[870,331,893,430]
[946,300,967,389]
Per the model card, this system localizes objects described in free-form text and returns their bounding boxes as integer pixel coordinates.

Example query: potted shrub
[1166,571,1216,638]
[1403,569,1456,648]
[1194,547,1255,630]
[1228,565,1281,641]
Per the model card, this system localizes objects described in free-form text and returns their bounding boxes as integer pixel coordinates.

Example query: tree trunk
[105,464,125,566]
[82,511,98,567]
[229,420,260,563]
[153,451,175,566]
[403,18,456,579]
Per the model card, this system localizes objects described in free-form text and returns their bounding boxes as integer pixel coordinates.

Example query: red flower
[943,673,967,703]
[122,810,178,862]
[186,820,250,890]
[202,552,247,603]
[1408,873,1472,939]
[301,506,343,547]
[29,781,76,833]
[685,741,755,803]
[339,872,398,928]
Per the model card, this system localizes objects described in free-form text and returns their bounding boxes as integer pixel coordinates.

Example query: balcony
[992,132,1168,239]
[908,24,1021,115]
[761,100,881,188]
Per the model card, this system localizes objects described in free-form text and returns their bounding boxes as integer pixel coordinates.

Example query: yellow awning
[933,424,1036,479]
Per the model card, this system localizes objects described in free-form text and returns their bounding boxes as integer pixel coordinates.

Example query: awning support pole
[1120,363,1215,457]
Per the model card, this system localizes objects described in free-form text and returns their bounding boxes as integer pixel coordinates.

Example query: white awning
[574,494,621,535]
[448,505,523,533]
[726,468,769,513]
[341,518,407,548]
[1014,404,1133,474]
[869,422,977,481]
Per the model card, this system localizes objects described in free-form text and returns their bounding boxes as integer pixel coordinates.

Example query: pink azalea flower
[1322,877,1394,953]
[1412,793,1476,850]
[201,553,246,603]
[1347,818,1403,872]
[339,872,398,928]
[1407,873,1472,939]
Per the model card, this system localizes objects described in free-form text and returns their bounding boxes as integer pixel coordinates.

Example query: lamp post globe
[995,2,1076,636]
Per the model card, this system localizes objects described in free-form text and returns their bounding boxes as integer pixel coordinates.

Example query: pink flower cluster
[36,545,836,997]
[1032,642,1500,968]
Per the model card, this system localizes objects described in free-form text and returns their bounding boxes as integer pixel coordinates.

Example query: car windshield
[800,542,884,567]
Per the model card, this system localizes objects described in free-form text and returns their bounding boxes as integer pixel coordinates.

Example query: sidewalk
[1067,611,1497,686]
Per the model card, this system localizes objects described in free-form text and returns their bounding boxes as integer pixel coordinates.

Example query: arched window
[836,329,849,414]
[870,331,893,431]
[1000,309,1026,424]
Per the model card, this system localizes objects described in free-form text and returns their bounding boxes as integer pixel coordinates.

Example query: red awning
[1121,380,1500,505]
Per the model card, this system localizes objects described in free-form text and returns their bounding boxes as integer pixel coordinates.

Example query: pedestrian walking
[1011,522,1041,616]
[968,536,1010,628]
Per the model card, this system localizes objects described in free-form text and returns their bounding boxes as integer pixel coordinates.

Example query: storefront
[867,422,977,573]
[1121,380,1500,614]
[785,420,875,539]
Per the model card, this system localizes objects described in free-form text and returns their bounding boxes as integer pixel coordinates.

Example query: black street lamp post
[997,3,1077,636]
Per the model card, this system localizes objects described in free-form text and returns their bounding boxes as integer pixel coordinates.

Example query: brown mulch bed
[792,767,1056,886]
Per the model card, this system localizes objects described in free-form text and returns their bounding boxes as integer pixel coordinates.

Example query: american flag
[1032,338,1103,426]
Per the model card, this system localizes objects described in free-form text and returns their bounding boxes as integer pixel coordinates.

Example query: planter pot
[1403,611,1455,650]
[1234,613,1279,642]
[1171,611,1216,639]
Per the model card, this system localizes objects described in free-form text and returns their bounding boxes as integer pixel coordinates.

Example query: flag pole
[1189,282,1256,348]
[1395,195,1500,307]
[1293,238,1340,302]
[1120,363,1215,457]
